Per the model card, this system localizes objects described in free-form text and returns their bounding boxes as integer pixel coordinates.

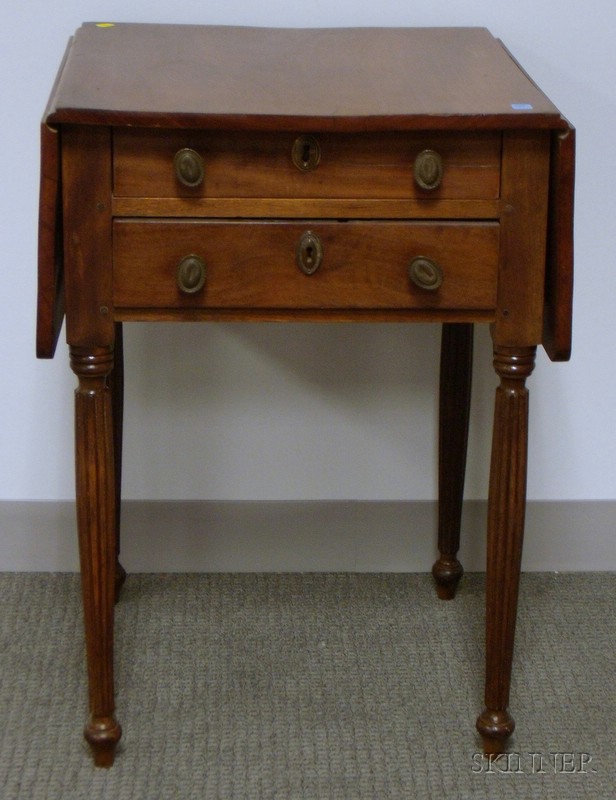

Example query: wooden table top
[45,23,565,131]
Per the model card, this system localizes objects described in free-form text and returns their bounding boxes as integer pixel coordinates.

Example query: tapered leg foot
[432,556,464,600]
[85,715,122,767]
[476,708,515,755]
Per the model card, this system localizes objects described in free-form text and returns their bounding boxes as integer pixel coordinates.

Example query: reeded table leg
[476,345,536,754]
[432,323,473,599]
[110,323,126,603]
[71,345,122,767]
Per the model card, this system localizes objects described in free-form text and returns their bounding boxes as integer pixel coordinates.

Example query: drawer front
[113,220,499,311]
[113,130,501,201]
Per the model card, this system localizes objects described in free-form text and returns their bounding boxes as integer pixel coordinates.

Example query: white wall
[1,1,615,508]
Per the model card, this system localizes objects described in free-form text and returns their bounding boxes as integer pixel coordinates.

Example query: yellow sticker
[96,23,115,28]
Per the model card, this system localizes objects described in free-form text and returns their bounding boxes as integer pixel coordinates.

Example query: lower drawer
[112,220,499,311]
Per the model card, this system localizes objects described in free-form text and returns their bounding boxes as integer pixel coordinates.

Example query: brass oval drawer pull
[292,135,321,172]
[296,231,323,275]
[409,256,443,291]
[413,149,443,190]
[177,254,206,294]
[173,148,205,187]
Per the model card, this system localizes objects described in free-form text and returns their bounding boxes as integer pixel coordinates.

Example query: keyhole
[297,231,323,275]
[292,135,321,172]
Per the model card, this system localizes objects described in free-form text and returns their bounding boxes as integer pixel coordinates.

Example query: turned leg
[476,345,536,754]
[432,323,473,599]
[109,323,126,602]
[71,345,122,767]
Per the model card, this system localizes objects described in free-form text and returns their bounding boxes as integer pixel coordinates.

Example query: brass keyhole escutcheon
[296,231,323,275]
[409,256,443,291]
[177,254,206,294]
[413,149,443,190]
[292,135,321,172]
[174,148,205,187]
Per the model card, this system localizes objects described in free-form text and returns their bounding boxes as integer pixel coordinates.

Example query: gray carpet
[1,572,614,799]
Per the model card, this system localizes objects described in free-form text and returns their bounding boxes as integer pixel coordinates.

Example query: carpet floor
[1,572,614,799]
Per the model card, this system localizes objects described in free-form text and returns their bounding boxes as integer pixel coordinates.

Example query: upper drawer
[113,129,501,200]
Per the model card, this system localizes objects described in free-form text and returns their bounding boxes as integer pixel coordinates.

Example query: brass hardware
[173,148,204,187]
[413,149,443,190]
[296,231,323,275]
[177,255,206,294]
[409,257,443,291]
[292,135,321,172]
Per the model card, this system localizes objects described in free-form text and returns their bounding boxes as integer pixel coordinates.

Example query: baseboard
[0,499,614,572]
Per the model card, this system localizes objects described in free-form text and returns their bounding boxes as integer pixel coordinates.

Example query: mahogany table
[37,23,574,766]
